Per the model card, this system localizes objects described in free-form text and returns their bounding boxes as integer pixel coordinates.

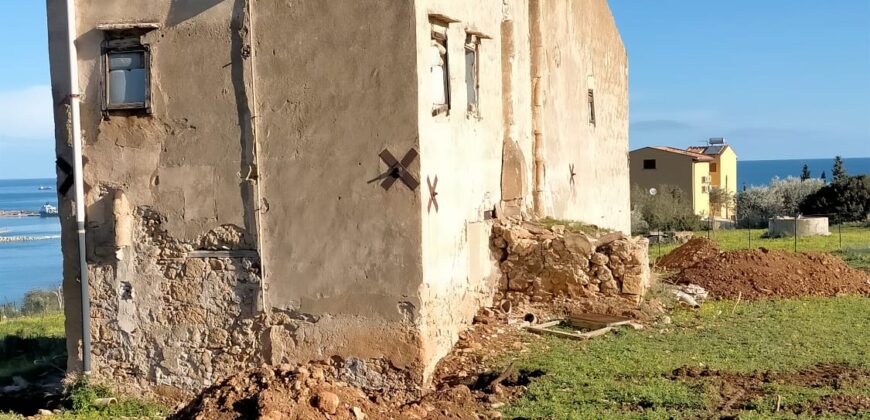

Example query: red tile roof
[648,146,715,162]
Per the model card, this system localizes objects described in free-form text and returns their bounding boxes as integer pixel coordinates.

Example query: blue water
[739,157,870,188]
[0,178,62,304]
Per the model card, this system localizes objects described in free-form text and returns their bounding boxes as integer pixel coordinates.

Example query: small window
[702,185,709,193]
[430,18,450,116]
[643,159,656,170]
[710,163,718,172]
[103,36,150,112]
[587,89,596,125]
[465,33,480,116]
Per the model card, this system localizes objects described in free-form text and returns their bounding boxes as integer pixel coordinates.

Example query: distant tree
[736,177,825,228]
[820,171,827,183]
[20,289,62,316]
[832,156,848,184]
[630,184,701,232]
[800,164,811,181]
[709,187,736,218]
[799,175,870,223]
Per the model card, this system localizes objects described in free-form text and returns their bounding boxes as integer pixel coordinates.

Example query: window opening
[430,18,450,116]
[465,33,480,116]
[643,159,656,170]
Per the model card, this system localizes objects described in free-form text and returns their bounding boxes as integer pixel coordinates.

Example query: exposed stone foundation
[87,208,418,398]
[491,220,651,301]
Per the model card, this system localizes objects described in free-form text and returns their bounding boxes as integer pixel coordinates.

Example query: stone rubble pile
[491,220,651,302]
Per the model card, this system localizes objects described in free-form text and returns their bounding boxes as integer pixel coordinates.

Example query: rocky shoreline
[0,210,39,218]
[0,235,61,244]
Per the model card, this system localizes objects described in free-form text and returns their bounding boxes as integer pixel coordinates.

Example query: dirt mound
[656,238,719,271]
[674,249,870,300]
[669,364,870,416]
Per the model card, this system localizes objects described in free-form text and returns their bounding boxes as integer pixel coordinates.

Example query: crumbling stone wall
[492,219,651,302]
[89,208,265,393]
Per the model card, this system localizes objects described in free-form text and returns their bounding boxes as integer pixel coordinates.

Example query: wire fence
[648,214,870,262]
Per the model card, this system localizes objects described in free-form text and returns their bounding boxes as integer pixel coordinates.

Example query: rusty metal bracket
[427,175,439,213]
[57,157,74,196]
[376,149,420,191]
[569,164,577,186]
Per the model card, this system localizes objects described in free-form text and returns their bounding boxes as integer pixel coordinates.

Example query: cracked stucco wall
[538,0,631,233]
[47,0,631,395]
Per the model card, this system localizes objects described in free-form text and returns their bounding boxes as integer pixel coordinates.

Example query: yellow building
[629,147,713,216]
[688,141,738,218]
[629,140,738,218]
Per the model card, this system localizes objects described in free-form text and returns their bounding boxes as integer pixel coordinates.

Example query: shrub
[799,175,870,223]
[631,185,701,232]
[736,177,824,228]
[19,289,62,316]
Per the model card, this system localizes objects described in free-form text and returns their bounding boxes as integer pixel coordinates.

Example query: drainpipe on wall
[65,0,91,374]
[529,0,545,219]
[240,0,268,312]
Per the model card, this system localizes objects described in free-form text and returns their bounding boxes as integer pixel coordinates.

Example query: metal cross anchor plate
[57,156,74,196]
[379,149,420,191]
[569,164,577,186]
[427,175,439,213]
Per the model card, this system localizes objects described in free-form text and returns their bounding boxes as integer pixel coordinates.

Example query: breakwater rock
[0,235,61,244]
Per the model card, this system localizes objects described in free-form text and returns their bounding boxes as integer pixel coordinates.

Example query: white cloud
[0,85,54,142]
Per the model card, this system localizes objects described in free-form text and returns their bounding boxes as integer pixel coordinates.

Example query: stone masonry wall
[491,219,651,302]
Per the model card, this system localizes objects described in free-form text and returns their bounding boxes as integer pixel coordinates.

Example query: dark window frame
[102,35,152,114]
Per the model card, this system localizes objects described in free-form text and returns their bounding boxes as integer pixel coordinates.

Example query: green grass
[649,225,870,267]
[504,297,870,419]
[540,218,611,235]
[0,314,166,419]
[0,313,66,383]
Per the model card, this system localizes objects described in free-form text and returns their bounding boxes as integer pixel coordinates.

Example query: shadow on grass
[0,334,66,416]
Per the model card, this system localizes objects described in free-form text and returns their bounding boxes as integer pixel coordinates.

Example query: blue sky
[0,2,868,179]
[610,0,870,160]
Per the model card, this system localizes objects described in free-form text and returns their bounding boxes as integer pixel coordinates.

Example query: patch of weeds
[60,376,168,419]
[539,217,610,235]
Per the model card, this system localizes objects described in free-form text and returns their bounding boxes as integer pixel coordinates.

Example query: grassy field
[0,312,65,383]
[505,296,870,419]
[649,225,870,267]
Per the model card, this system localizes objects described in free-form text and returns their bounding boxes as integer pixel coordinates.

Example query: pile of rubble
[492,220,651,302]
[661,240,870,300]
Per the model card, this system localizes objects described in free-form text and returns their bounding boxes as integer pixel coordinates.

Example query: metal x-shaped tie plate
[379,149,420,191]
[569,164,577,186]
[427,175,439,213]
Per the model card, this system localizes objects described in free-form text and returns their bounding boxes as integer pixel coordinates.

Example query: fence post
[794,213,798,252]
[838,223,843,251]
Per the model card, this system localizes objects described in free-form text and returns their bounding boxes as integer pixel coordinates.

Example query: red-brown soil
[172,295,660,419]
[656,238,720,271]
[669,364,870,416]
[658,238,870,300]
[674,248,870,300]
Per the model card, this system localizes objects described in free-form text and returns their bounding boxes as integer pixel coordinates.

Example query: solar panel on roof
[705,146,725,155]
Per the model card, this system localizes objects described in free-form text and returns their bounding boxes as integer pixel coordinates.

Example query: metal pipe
[65,0,91,374]
[529,0,545,218]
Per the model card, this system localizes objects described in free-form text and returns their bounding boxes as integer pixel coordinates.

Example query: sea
[738,157,870,188]
[0,158,868,303]
[0,178,62,305]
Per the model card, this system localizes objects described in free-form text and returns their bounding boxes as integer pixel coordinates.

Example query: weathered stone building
[47,0,631,394]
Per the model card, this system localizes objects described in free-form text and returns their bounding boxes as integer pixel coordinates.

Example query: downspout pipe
[65,0,91,374]
[530,0,545,219]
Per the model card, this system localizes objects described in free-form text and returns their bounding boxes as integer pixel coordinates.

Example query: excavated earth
[669,364,870,416]
[172,294,663,419]
[660,239,870,300]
